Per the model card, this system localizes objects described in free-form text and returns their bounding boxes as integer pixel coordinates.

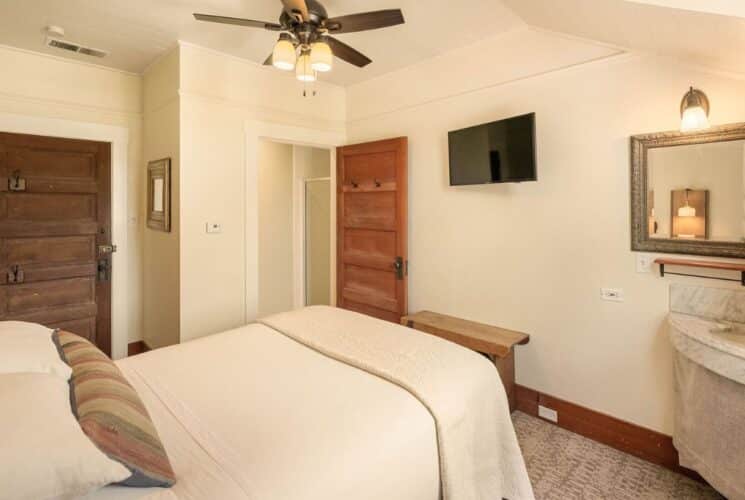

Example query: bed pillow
[0,372,130,499]
[54,330,176,488]
[0,321,72,380]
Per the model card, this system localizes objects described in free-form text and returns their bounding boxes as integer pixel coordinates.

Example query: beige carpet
[512,412,724,500]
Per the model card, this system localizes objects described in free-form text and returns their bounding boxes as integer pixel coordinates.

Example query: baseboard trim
[515,384,704,482]
[127,340,151,356]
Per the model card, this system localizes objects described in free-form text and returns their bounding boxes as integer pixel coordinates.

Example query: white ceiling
[0,0,524,85]
[0,0,744,86]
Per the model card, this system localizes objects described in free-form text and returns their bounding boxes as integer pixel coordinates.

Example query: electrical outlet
[636,254,654,273]
[206,222,222,234]
[538,405,558,423]
[601,288,624,302]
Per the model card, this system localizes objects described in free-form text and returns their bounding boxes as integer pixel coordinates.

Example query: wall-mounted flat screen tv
[448,112,537,186]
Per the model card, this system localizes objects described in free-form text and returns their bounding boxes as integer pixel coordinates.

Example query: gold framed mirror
[631,123,745,258]
[147,158,171,232]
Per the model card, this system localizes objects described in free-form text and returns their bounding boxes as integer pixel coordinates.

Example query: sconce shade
[272,35,296,71]
[296,52,316,82]
[310,40,333,72]
[680,87,710,132]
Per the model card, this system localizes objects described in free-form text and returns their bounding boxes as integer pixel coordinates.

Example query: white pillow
[0,372,130,500]
[0,321,72,380]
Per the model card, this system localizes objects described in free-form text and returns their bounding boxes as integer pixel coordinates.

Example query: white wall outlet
[600,288,624,302]
[538,405,558,423]
[636,254,655,273]
[206,222,222,234]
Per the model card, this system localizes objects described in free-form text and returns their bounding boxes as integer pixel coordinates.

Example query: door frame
[244,120,345,321]
[0,112,130,359]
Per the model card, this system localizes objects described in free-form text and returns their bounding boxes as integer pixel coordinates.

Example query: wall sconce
[680,87,710,132]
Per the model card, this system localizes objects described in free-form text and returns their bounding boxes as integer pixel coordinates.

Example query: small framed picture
[147,158,171,232]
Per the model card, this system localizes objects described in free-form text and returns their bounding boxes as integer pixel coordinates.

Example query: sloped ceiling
[504,0,745,76]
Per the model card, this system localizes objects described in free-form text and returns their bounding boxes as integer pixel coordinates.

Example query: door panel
[343,228,396,270]
[0,132,111,354]
[337,138,407,323]
[7,193,96,220]
[343,192,397,230]
[4,236,96,265]
[5,277,95,314]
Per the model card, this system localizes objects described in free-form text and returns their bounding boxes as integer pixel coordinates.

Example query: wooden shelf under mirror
[654,258,745,285]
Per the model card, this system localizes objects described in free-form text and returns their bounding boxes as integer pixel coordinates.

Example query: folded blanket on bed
[261,306,535,500]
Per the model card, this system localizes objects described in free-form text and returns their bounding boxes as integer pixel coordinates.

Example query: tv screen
[448,112,536,186]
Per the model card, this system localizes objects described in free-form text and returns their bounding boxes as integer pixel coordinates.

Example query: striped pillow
[54,330,176,488]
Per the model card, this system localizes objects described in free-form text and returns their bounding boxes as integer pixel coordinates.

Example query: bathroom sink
[668,312,745,385]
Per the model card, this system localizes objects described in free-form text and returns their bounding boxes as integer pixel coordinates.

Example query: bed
[86,306,534,500]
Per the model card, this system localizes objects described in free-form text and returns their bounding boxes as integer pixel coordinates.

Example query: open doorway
[257,139,333,317]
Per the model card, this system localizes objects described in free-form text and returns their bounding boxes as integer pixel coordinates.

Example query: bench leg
[492,351,516,413]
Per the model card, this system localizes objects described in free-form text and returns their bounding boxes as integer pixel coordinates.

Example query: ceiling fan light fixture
[310,40,333,72]
[296,51,316,82]
[272,34,296,71]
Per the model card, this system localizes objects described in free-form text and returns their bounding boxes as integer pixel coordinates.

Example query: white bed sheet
[89,323,440,500]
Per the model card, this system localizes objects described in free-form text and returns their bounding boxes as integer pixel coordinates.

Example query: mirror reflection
[647,140,745,243]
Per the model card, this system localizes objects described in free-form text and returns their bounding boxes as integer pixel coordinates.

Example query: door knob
[394,257,404,280]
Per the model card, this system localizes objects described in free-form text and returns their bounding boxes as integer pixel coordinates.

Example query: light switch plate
[206,222,222,234]
[601,288,625,302]
[636,254,655,273]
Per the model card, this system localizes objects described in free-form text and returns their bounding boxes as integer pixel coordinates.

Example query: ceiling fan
[194,0,405,82]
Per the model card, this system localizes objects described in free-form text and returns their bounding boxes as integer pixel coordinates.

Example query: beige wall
[346,27,745,434]
[142,47,180,349]
[0,45,144,346]
[258,140,294,317]
[177,43,346,342]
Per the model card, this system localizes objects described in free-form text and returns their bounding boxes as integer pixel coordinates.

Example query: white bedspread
[262,306,534,500]
[90,306,531,499]
[106,319,440,500]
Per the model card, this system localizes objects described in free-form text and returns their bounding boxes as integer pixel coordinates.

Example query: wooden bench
[401,311,530,412]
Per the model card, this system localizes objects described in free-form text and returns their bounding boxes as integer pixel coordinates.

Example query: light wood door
[337,137,407,323]
[0,132,112,354]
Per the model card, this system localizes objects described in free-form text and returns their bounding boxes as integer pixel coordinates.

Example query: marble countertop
[669,313,745,385]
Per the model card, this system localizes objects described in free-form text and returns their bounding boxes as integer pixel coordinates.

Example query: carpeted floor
[512,412,724,499]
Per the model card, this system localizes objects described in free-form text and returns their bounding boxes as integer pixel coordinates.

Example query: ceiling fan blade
[193,13,283,31]
[280,0,309,22]
[326,37,372,68]
[325,9,404,34]
[263,53,274,66]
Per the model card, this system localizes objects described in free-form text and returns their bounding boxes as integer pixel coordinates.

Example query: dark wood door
[337,137,407,323]
[0,132,112,354]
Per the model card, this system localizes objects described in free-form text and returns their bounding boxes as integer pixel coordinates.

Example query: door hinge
[8,170,26,192]
[6,265,24,284]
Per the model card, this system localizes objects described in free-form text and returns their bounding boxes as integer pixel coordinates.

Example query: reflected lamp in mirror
[680,87,710,132]
[677,189,696,217]
[671,189,707,239]
[147,158,171,232]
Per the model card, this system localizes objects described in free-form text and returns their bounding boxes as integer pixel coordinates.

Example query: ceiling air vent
[43,26,108,59]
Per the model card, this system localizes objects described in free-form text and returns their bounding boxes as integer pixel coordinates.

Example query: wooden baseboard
[515,384,704,482]
[127,340,150,356]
